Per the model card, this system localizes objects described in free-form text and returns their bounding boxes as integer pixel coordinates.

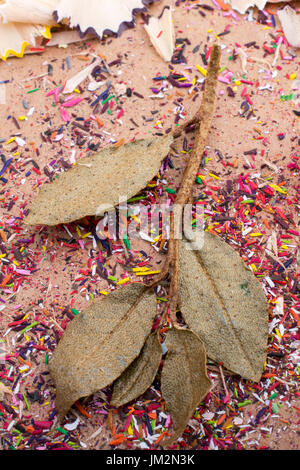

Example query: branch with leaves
[25,44,269,447]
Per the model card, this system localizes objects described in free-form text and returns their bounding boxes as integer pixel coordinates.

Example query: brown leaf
[111,332,162,407]
[178,232,269,382]
[161,327,212,446]
[49,283,157,419]
[25,135,173,226]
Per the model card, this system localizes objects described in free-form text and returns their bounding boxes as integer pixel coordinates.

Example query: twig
[172,113,200,138]
[152,44,221,323]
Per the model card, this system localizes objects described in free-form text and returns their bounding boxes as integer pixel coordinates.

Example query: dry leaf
[25,135,173,226]
[178,232,268,382]
[49,283,157,419]
[111,332,162,407]
[161,327,212,446]
[277,5,300,48]
[144,6,175,62]
[54,0,156,38]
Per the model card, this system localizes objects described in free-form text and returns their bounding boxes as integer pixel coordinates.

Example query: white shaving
[278,6,300,49]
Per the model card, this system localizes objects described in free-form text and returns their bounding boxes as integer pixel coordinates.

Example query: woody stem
[152,44,221,325]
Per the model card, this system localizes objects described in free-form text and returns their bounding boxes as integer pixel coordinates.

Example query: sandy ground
[0,0,299,451]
